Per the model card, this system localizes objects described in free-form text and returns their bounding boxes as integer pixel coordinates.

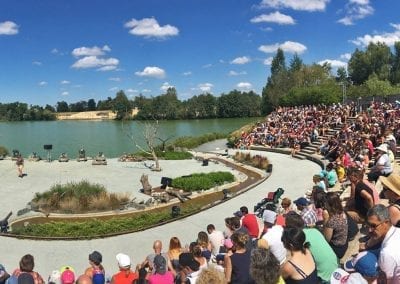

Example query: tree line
[2,41,400,121]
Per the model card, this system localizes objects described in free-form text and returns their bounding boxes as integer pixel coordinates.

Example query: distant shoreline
[56,109,138,120]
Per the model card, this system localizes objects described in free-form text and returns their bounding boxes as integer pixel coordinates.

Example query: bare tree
[157,135,174,152]
[124,120,162,171]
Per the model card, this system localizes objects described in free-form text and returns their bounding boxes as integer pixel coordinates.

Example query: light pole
[340,82,347,105]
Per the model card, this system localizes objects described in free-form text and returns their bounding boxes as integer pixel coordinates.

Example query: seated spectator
[196,267,226,284]
[285,211,338,283]
[147,255,173,284]
[84,251,105,284]
[0,264,10,284]
[76,275,92,284]
[380,174,400,227]
[367,205,400,282]
[110,253,138,284]
[11,254,44,284]
[190,243,208,271]
[330,268,367,284]
[368,144,392,182]
[312,174,326,192]
[224,231,255,284]
[142,240,168,270]
[60,267,75,284]
[280,227,319,283]
[279,197,293,216]
[294,197,318,227]
[346,168,376,223]
[320,163,338,188]
[250,248,285,284]
[197,231,212,262]
[206,224,225,255]
[344,251,380,283]
[166,237,182,277]
[322,192,349,259]
[177,253,201,284]
[261,209,286,265]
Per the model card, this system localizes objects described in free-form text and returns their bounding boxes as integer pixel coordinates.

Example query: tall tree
[87,99,96,111]
[56,101,69,112]
[113,91,132,120]
[391,41,400,84]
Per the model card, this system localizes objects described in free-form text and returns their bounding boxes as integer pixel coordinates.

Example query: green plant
[172,171,234,192]
[0,146,8,157]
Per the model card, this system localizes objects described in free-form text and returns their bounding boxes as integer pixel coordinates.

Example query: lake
[0,117,259,158]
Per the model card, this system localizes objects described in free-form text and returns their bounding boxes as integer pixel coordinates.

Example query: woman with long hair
[167,236,182,277]
[11,254,44,284]
[323,192,349,259]
[281,228,318,284]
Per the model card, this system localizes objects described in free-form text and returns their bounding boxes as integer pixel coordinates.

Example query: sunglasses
[366,221,385,230]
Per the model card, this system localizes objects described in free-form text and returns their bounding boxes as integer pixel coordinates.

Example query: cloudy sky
[1,0,399,105]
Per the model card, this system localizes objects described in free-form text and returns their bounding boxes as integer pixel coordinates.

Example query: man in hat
[368,144,392,182]
[366,205,400,283]
[147,254,174,283]
[294,197,317,227]
[380,174,400,227]
[110,253,138,284]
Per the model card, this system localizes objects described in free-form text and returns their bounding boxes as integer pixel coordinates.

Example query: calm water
[0,118,259,158]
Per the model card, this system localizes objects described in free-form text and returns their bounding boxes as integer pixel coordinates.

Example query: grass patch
[172,171,235,192]
[171,132,228,149]
[32,180,130,213]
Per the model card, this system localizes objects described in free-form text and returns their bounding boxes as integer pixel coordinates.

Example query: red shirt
[241,214,259,238]
[112,270,138,284]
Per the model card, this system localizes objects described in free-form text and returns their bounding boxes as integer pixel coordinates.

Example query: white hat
[375,144,388,153]
[116,253,131,267]
[330,268,367,284]
[262,209,277,224]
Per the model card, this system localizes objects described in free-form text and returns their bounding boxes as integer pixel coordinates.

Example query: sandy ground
[0,145,321,280]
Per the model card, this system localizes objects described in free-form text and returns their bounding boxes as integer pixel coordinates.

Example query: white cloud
[202,63,212,68]
[98,65,117,71]
[230,56,251,65]
[340,53,351,60]
[0,21,19,35]
[71,56,119,70]
[337,0,374,25]
[109,87,119,92]
[228,70,247,76]
[124,17,179,38]
[51,48,59,54]
[264,57,274,65]
[259,41,307,54]
[61,91,69,96]
[38,81,47,86]
[318,59,347,68]
[32,61,42,66]
[251,12,295,25]
[109,77,121,82]
[351,23,400,47]
[135,66,166,79]
[182,71,192,76]
[141,89,151,93]
[60,80,70,84]
[72,45,110,57]
[259,0,329,11]
[237,82,252,90]
[126,88,138,94]
[160,82,174,92]
[198,83,213,92]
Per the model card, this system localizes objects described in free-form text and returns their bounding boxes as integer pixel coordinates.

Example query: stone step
[292,154,306,160]
[300,149,315,155]
[312,141,322,146]
[305,145,318,150]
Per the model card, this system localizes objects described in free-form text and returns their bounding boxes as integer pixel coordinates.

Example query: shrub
[172,171,234,192]
[162,151,193,160]
[233,152,269,170]
[0,146,9,157]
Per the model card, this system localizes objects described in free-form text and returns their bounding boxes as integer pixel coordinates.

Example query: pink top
[148,271,174,284]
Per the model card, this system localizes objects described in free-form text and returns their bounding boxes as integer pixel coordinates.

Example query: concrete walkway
[0,150,321,279]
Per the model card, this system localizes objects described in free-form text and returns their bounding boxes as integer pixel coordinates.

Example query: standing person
[11,254,44,284]
[16,154,24,178]
[110,253,138,284]
[239,206,259,239]
[280,228,319,284]
[366,205,400,283]
[84,251,105,284]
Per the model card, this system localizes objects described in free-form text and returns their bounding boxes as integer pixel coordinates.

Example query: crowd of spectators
[1,101,400,284]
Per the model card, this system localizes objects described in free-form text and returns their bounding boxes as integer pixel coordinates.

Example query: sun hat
[380,174,400,196]
[116,253,131,268]
[344,251,378,277]
[330,268,367,284]
[375,144,388,153]
[262,209,277,224]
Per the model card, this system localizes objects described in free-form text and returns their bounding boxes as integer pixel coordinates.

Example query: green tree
[87,99,96,111]
[390,42,400,85]
[113,91,132,120]
[56,101,69,112]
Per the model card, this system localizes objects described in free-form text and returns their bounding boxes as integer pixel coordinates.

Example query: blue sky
[1,0,400,106]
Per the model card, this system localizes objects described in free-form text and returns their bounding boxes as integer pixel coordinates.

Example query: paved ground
[0,147,321,279]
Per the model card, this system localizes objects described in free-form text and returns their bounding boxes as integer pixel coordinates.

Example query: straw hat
[375,144,388,153]
[380,174,400,196]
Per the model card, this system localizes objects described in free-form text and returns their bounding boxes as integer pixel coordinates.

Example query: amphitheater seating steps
[292,154,307,160]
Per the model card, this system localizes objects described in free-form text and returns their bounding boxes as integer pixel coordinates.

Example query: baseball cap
[60,267,75,284]
[233,211,243,218]
[294,197,309,207]
[153,255,166,275]
[344,251,378,277]
[116,253,131,268]
[330,268,367,284]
